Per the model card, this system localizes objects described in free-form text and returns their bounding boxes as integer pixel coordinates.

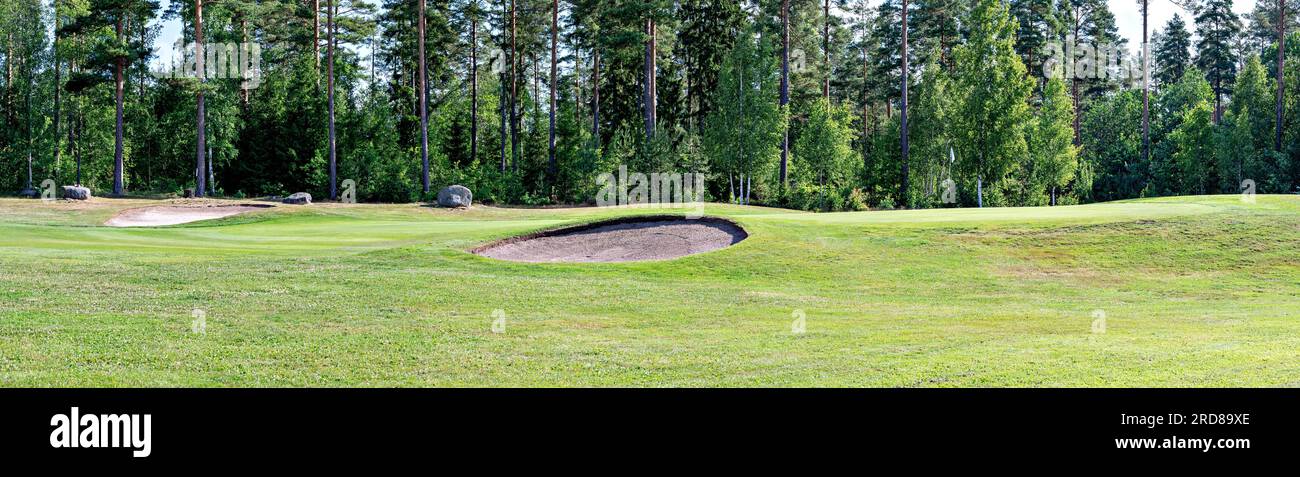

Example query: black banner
[0,389,1291,466]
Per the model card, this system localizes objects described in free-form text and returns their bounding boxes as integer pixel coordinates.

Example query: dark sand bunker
[105,204,274,227]
[474,216,748,263]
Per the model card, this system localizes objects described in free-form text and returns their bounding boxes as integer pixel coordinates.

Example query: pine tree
[1280,0,1289,154]
[325,0,377,200]
[1153,14,1192,89]
[1244,0,1299,52]
[1194,0,1243,123]
[677,0,744,131]
[548,0,559,187]
[1058,0,1121,144]
[867,0,912,116]
[195,0,207,195]
[0,0,50,194]
[451,0,485,170]
[1009,0,1059,80]
[899,0,909,206]
[911,0,965,70]
[418,0,428,193]
[779,0,790,185]
[71,0,158,195]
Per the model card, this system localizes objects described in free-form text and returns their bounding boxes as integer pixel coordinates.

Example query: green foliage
[794,98,859,187]
[1009,0,1059,77]
[1153,14,1192,89]
[1229,56,1277,153]
[5,0,1297,208]
[701,25,785,203]
[1194,0,1244,115]
[905,57,954,208]
[1018,78,1079,206]
[862,115,903,208]
[1083,90,1143,201]
[950,0,1033,207]
[789,98,859,211]
[1170,100,1218,195]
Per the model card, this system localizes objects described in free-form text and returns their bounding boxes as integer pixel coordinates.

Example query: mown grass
[0,195,1297,387]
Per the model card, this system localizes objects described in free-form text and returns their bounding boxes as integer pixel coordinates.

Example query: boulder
[437,185,473,208]
[62,185,92,201]
[282,192,312,205]
[18,187,38,199]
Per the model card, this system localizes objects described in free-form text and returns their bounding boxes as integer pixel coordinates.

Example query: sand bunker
[105,204,273,227]
[474,216,747,263]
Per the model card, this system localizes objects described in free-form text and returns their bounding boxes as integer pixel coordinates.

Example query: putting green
[0,195,1297,387]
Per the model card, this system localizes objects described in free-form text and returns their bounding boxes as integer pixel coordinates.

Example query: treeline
[0,0,1297,209]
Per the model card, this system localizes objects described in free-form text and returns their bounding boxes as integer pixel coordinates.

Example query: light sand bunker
[105,204,273,227]
[474,216,747,263]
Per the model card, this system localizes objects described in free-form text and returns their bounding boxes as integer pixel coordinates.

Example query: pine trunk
[593,49,601,145]
[779,0,790,185]
[500,1,508,171]
[313,0,320,74]
[900,0,910,208]
[510,0,519,171]
[823,0,830,101]
[862,11,869,172]
[195,0,207,197]
[644,5,656,140]
[1142,1,1150,167]
[328,0,338,200]
[549,0,558,183]
[471,15,478,164]
[419,0,430,193]
[114,19,125,196]
[1278,0,1288,153]
[1071,22,1081,146]
[52,48,61,178]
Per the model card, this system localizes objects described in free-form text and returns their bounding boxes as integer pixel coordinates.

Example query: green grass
[1,195,1298,387]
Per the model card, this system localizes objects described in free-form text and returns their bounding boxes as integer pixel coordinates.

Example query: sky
[150,0,1263,73]
[1114,1,1257,46]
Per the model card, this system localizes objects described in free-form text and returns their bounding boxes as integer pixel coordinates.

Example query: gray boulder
[62,185,92,200]
[282,192,312,205]
[437,185,473,208]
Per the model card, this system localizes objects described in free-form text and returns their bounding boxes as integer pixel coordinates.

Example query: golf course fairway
[1,195,1297,387]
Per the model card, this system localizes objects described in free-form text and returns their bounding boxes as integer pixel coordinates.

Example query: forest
[0,0,1298,210]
